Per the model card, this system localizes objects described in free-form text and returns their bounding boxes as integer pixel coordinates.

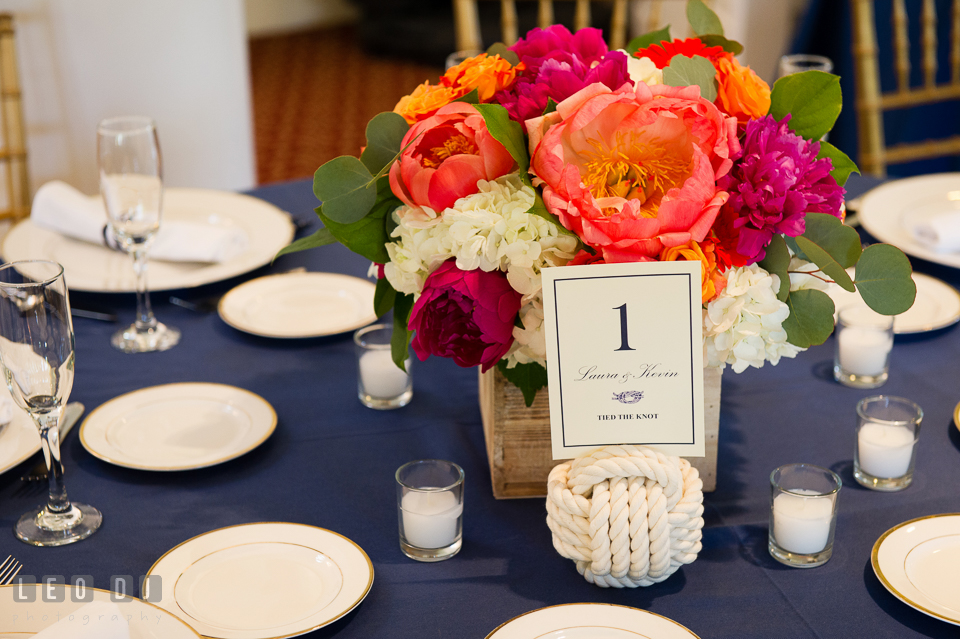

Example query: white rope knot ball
[546,445,704,588]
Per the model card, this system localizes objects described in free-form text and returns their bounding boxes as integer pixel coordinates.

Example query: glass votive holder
[833,305,894,388]
[396,459,465,562]
[769,463,841,568]
[778,53,834,77]
[445,49,484,70]
[854,395,923,491]
[354,323,412,410]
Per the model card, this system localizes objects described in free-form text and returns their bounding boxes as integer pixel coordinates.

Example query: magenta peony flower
[495,25,631,123]
[408,261,522,372]
[718,115,845,263]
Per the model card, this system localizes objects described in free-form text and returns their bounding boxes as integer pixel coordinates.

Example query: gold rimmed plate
[826,271,960,334]
[146,522,374,639]
[485,603,700,639]
[872,513,960,625]
[0,583,200,637]
[80,382,276,471]
[217,272,377,339]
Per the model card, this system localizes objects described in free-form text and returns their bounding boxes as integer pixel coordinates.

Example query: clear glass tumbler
[834,305,894,388]
[396,459,464,562]
[854,395,922,491]
[769,463,841,568]
[354,324,412,409]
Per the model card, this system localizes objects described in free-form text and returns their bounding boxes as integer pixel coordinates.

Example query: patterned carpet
[250,26,443,185]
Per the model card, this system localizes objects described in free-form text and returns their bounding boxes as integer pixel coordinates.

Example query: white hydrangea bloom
[620,53,663,86]
[703,264,804,373]
[787,256,831,292]
[505,294,547,368]
[383,174,578,304]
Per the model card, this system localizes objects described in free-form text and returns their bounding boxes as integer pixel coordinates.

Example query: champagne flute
[0,260,102,545]
[97,116,180,353]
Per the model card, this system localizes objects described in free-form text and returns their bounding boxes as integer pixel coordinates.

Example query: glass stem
[133,248,157,331]
[37,411,69,514]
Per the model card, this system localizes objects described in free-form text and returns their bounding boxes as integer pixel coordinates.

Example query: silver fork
[0,555,22,585]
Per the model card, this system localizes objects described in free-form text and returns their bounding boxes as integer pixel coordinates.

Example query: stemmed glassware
[97,116,180,353]
[0,260,102,545]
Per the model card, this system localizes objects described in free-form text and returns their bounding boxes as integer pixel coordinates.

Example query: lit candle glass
[854,395,922,491]
[769,464,841,568]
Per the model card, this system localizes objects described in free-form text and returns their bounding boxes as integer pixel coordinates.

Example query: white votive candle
[401,490,463,549]
[858,422,915,478]
[359,350,409,398]
[772,490,834,555]
[838,327,892,376]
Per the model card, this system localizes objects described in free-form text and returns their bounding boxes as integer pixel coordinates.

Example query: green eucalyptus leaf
[687,0,723,35]
[854,244,916,315]
[392,293,415,371]
[454,87,480,104]
[474,103,528,174]
[274,227,336,262]
[317,185,397,265]
[497,360,548,407]
[794,213,861,291]
[817,141,860,186]
[626,26,672,54]
[374,276,397,317]
[528,191,575,237]
[785,236,806,260]
[486,42,520,66]
[758,235,791,301]
[700,34,743,55]
[359,112,409,175]
[783,288,836,348]
[770,71,842,141]
[313,156,377,224]
[663,55,717,102]
[543,98,558,115]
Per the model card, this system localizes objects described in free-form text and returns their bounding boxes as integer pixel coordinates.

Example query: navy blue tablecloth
[2,175,960,638]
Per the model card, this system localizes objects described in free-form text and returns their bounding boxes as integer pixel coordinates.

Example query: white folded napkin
[31,180,249,263]
[33,601,129,639]
[0,389,13,425]
[913,211,960,253]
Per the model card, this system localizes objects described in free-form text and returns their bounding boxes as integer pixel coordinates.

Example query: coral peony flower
[495,25,631,123]
[389,102,516,216]
[714,56,770,125]
[395,54,524,125]
[661,239,726,303]
[409,261,522,372]
[527,82,740,263]
[717,115,845,263]
[633,38,729,69]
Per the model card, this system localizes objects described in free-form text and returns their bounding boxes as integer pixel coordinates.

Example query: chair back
[454,0,629,52]
[850,0,960,176]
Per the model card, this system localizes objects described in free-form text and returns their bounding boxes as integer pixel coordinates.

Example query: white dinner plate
[0,408,39,478]
[858,173,960,269]
[146,522,374,639]
[0,584,200,637]
[485,603,700,639]
[872,513,960,625]
[826,271,960,333]
[1,188,295,293]
[80,383,276,471]
[218,272,377,338]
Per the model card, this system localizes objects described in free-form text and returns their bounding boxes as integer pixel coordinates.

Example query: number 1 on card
[613,303,635,352]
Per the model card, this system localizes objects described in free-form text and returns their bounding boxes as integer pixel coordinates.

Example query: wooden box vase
[478,367,722,499]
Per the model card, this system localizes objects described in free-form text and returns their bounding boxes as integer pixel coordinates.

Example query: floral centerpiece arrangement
[283,0,915,404]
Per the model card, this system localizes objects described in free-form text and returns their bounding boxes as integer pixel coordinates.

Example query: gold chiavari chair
[851,0,960,177]
[453,0,630,52]
[0,14,28,223]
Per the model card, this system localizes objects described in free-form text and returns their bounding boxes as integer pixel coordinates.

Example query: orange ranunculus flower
[442,53,524,102]
[660,239,727,303]
[394,54,524,125]
[714,55,771,126]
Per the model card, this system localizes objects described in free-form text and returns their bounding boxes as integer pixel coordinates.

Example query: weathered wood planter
[479,367,722,499]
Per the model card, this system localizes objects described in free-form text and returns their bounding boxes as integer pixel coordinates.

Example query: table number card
[542,261,705,459]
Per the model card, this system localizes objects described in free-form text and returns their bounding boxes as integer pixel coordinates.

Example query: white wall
[0,0,256,197]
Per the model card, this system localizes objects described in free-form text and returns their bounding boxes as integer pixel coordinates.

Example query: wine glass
[0,260,102,545]
[97,116,180,353]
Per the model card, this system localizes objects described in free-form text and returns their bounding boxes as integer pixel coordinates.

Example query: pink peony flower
[495,25,631,123]
[527,82,740,262]
[409,261,522,372]
[388,102,516,215]
[718,114,845,263]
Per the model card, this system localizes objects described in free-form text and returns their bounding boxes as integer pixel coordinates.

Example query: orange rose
[714,56,771,126]
[441,53,524,102]
[394,82,460,125]
[660,239,727,303]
